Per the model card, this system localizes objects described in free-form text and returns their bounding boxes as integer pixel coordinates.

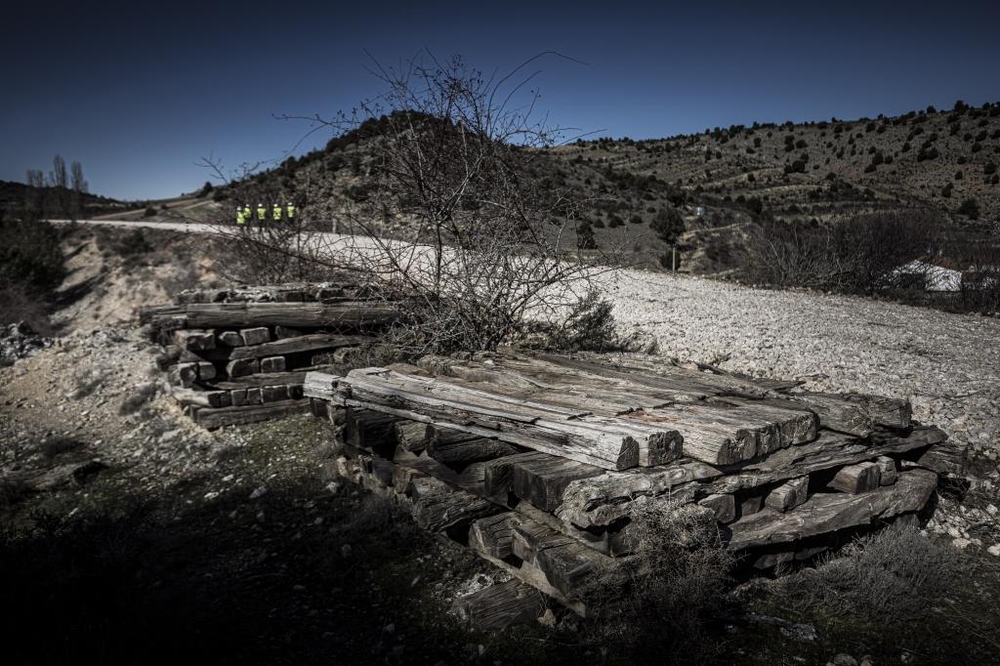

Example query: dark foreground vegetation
[2,415,998,665]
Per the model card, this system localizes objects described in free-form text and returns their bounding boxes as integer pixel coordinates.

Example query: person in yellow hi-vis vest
[256,203,267,222]
[236,206,245,225]
[244,204,253,225]
[272,203,282,221]
[286,202,295,221]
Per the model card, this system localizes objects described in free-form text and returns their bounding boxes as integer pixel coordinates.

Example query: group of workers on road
[236,202,296,225]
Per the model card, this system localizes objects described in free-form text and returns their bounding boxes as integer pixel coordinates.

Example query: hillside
[207,100,999,275]
[0,180,123,220]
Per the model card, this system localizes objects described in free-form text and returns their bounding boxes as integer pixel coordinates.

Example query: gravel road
[55,218,1000,459]
[603,270,1000,459]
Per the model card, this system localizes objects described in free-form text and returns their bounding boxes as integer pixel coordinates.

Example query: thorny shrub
[595,497,736,664]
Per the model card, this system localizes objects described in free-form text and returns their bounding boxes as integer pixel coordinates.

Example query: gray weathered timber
[512,456,604,512]
[260,356,286,373]
[698,493,737,523]
[196,362,217,381]
[217,331,245,347]
[226,358,259,378]
[392,449,490,495]
[329,370,649,470]
[705,397,819,454]
[226,333,366,361]
[344,408,402,455]
[240,327,271,345]
[302,371,338,401]
[170,386,232,409]
[740,494,764,517]
[555,460,719,529]
[468,515,589,616]
[426,427,522,467]
[261,385,290,403]
[452,580,546,630]
[140,301,401,330]
[537,353,778,399]
[828,462,881,494]
[395,420,430,453]
[483,452,553,501]
[511,454,605,512]
[420,354,705,407]
[913,438,969,476]
[706,426,947,494]
[764,477,809,512]
[173,283,363,305]
[168,362,199,387]
[230,388,248,406]
[515,518,631,602]
[727,469,938,549]
[775,392,911,436]
[876,456,898,485]
[469,512,517,559]
[630,402,815,465]
[412,486,501,532]
[173,329,216,352]
[192,398,312,429]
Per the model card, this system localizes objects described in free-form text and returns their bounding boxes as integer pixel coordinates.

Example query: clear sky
[3,0,998,201]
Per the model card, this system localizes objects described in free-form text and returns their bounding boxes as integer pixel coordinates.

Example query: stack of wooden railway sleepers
[304,352,962,620]
[139,283,401,428]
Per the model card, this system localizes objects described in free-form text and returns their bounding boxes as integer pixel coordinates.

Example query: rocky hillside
[203,101,998,275]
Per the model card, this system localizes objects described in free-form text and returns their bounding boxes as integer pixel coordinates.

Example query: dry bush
[596,498,736,664]
[772,522,962,623]
[319,54,610,355]
[960,244,1000,313]
[0,285,54,334]
[743,211,943,295]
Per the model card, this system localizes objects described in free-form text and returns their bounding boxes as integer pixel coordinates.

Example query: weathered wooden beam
[217,331,245,347]
[425,427,522,467]
[727,469,937,549]
[775,392,911,436]
[344,407,402,456]
[173,329,215,352]
[222,333,366,361]
[828,462,881,494]
[191,398,312,429]
[140,301,401,330]
[170,386,232,409]
[764,477,808,513]
[412,485,502,532]
[555,459,719,529]
[395,420,430,453]
[331,370,645,470]
[912,438,969,476]
[469,512,517,559]
[511,454,605,513]
[698,493,737,523]
[392,449,490,496]
[483,452,553,501]
[536,353,772,398]
[452,580,546,631]
[707,426,946,494]
[240,327,271,345]
[875,456,898,485]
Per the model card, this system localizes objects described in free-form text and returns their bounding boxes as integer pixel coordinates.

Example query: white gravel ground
[602,270,1000,459]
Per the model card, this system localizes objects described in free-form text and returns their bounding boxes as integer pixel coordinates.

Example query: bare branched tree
[307,52,613,354]
[24,169,44,217]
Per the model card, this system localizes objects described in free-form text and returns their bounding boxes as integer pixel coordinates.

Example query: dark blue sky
[3,1,998,201]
